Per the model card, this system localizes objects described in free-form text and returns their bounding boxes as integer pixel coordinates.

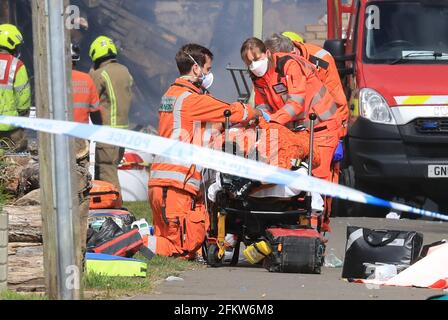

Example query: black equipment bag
[264,226,325,274]
[92,228,143,258]
[88,209,136,232]
[342,226,424,279]
[86,218,154,261]
[87,218,123,249]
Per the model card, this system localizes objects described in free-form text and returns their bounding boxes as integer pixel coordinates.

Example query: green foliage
[0,185,11,208]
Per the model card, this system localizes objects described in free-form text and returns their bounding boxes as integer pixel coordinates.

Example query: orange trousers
[148,186,209,259]
[311,128,340,232]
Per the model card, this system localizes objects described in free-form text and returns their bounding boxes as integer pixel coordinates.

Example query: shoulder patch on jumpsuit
[159,96,176,112]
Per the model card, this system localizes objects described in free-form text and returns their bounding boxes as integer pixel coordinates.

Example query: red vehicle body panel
[325,0,448,213]
[359,64,448,106]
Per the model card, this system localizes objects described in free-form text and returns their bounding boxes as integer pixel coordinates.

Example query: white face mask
[249,57,269,77]
[184,52,214,89]
[200,71,214,89]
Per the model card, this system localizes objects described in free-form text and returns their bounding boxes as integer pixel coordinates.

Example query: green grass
[123,201,153,223]
[0,290,48,300]
[84,255,200,299]
[84,201,203,299]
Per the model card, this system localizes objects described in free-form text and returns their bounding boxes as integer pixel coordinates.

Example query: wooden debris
[0,154,38,197]
[14,189,41,207]
[4,205,42,243]
[8,243,44,292]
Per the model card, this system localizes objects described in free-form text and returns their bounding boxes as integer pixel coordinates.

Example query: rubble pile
[0,140,91,292]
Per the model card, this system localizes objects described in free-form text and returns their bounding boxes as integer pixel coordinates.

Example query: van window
[364,1,448,64]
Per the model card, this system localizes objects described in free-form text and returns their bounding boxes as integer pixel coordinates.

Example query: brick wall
[304,13,351,46]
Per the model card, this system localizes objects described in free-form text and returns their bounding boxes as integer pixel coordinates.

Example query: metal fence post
[46,0,79,300]
[0,210,8,293]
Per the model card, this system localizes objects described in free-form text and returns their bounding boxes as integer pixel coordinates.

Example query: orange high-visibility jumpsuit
[71,69,102,259]
[148,78,256,258]
[225,119,321,170]
[72,69,102,123]
[253,52,341,231]
[293,42,350,226]
[293,41,349,138]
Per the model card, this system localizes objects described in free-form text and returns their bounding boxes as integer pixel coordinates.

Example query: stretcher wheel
[229,241,241,266]
[201,242,209,261]
[313,265,322,274]
[207,244,223,267]
[313,242,325,274]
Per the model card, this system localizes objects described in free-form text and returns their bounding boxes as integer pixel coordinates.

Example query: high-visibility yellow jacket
[90,59,133,129]
[0,52,31,131]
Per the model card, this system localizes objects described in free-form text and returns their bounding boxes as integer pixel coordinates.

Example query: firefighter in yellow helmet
[89,36,133,194]
[281,31,305,44]
[281,31,349,138]
[0,24,31,152]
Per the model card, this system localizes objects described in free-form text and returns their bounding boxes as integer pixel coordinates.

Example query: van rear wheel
[331,165,355,217]
[350,180,390,218]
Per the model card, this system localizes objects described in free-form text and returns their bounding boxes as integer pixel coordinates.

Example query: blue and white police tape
[1,115,447,221]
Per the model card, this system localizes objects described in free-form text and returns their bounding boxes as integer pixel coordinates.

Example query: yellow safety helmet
[89,35,117,62]
[0,24,23,51]
[282,31,304,44]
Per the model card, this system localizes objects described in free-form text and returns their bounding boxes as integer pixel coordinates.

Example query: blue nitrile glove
[333,140,344,162]
[261,111,271,122]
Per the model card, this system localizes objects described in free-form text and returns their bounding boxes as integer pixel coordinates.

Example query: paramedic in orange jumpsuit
[281,31,350,223]
[240,35,342,232]
[282,31,349,139]
[148,43,261,258]
[71,43,103,258]
[71,43,102,124]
